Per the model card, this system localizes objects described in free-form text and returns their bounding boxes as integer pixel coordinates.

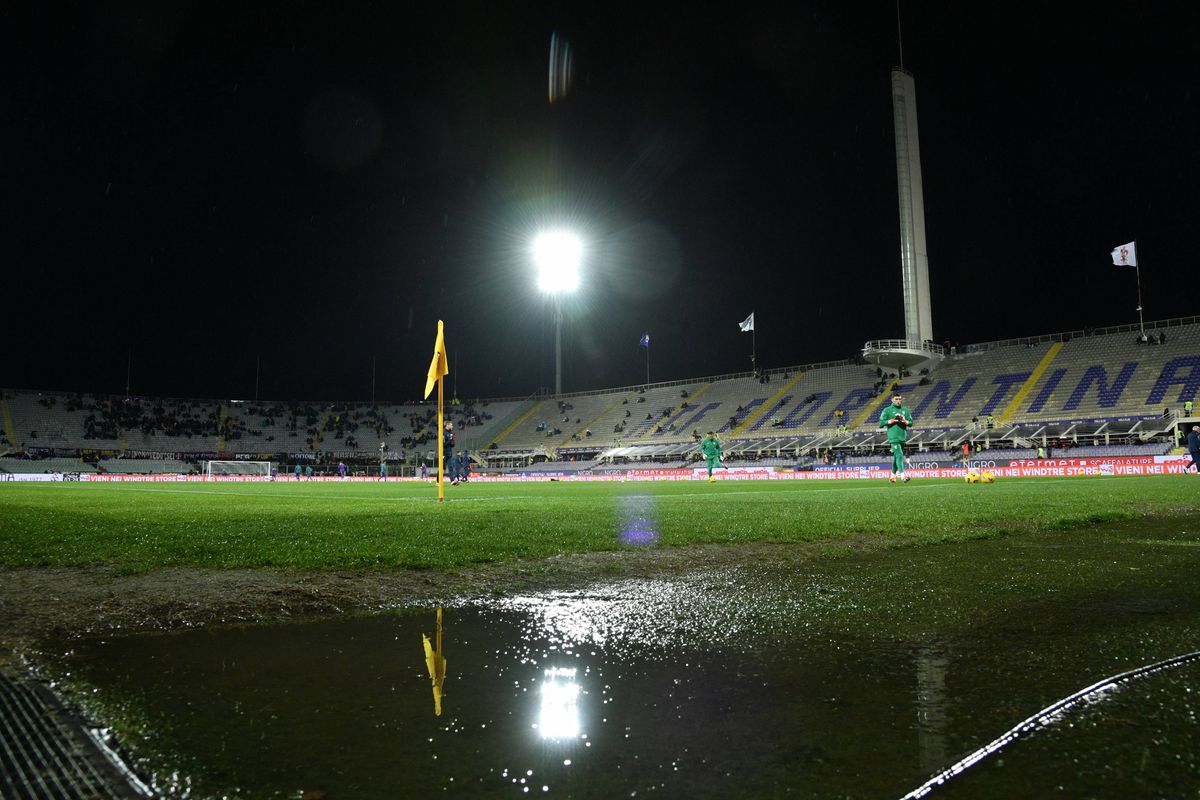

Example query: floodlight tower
[533,231,582,396]
[893,67,933,348]
[863,67,942,369]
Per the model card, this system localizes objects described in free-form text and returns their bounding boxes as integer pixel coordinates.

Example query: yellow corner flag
[424,321,449,400]
[424,321,449,502]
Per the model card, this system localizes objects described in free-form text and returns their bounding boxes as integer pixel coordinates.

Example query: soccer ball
[964,470,981,484]
[980,470,996,484]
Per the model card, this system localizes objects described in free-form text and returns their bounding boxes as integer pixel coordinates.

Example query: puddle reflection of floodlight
[533,231,582,395]
[539,666,581,739]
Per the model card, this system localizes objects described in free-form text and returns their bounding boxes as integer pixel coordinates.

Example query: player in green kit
[700,431,723,483]
[879,393,913,483]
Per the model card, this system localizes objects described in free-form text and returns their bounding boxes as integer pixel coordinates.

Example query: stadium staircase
[116,411,128,451]
[486,398,546,450]
[732,372,805,435]
[562,383,701,448]
[313,407,335,451]
[848,377,902,431]
[1,395,17,450]
[636,382,714,441]
[618,382,706,442]
[453,399,526,452]
[215,403,229,451]
[560,392,636,448]
[998,342,1063,423]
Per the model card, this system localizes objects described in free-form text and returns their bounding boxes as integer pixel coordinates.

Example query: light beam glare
[533,231,583,294]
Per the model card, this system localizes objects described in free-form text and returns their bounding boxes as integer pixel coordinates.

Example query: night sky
[7,3,1198,401]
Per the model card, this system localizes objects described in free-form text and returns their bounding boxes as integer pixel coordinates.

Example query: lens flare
[548,31,574,104]
[617,495,660,547]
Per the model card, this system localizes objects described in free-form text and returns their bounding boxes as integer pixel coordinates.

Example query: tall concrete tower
[863,67,940,368]
[891,67,932,347]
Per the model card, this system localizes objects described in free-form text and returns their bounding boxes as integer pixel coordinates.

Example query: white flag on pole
[1111,241,1137,267]
[739,312,755,332]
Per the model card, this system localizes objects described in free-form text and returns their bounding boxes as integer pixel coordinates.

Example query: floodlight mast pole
[554,296,563,396]
[534,230,581,397]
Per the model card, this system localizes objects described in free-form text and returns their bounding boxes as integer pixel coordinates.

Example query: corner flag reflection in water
[538,667,581,739]
[421,608,447,716]
[617,494,660,547]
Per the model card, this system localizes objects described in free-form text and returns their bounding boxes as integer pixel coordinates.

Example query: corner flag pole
[437,367,444,502]
[424,320,449,503]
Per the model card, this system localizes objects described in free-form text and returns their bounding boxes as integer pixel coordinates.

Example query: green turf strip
[0,477,1196,572]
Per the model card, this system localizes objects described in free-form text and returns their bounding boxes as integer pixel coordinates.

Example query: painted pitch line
[898,648,1200,799]
[630,481,965,500]
[82,486,530,503]
[622,474,1150,500]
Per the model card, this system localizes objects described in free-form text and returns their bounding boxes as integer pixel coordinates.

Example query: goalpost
[204,461,273,480]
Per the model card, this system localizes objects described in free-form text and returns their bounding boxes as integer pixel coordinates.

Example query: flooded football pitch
[48,521,1200,799]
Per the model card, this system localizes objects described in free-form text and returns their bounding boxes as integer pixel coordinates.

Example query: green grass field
[0,476,1196,573]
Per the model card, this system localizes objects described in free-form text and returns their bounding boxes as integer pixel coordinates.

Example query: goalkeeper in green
[700,431,723,483]
[879,393,913,483]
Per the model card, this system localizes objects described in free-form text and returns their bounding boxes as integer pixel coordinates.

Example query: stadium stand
[3,317,1196,474]
[94,458,197,474]
[0,457,99,474]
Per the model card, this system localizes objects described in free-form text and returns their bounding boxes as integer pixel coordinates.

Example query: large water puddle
[50,524,1200,798]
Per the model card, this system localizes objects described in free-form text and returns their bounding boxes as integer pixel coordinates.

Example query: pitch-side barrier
[1,454,1179,482]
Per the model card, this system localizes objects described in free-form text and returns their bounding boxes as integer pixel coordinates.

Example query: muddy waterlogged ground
[5,516,1200,799]
[0,540,871,663]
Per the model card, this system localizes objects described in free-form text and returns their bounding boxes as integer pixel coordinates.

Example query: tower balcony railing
[861,339,945,357]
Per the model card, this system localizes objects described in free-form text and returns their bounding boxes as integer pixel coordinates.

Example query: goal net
[204,460,273,480]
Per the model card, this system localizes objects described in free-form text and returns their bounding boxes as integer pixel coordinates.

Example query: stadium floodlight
[533,230,583,395]
[534,231,582,294]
